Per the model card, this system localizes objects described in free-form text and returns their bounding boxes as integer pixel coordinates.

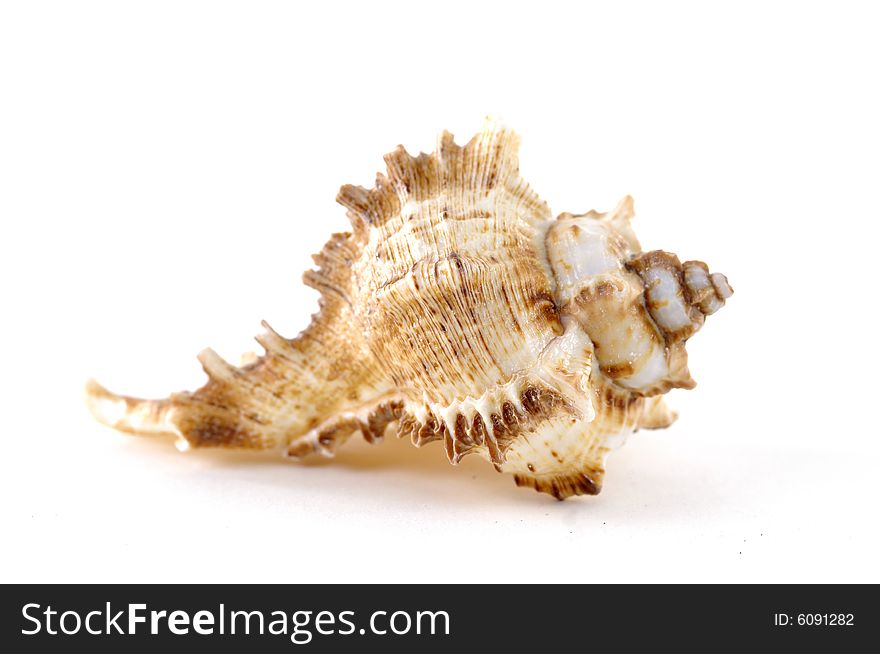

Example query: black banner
[1,584,875,651]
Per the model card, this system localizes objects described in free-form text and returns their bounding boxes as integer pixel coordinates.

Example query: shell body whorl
[86,123,732,499]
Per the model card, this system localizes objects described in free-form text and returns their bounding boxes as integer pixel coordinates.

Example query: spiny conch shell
[86,121,733,500]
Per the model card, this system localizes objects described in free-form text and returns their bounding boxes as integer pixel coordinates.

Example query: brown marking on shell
[364,400,404,443]
[518,385,571,419]
[601,361,636,379]
[681,260,714,308]
[471,413,487,447]
[521,386,542,413]
[598,383,642,411]
[584,279,622,298]
[286,438,317,460]
[315,416,363,454]
[396,412,420,443]
[413,411,445,447]
[513,470,602,500]
[176,410,263,449]
[533,291,565,336]
[490,412,507,436]
[452,439,476,464]
[453,413,470,445]
[484,430,505,466]
[502,401,520,425]
[285,415,364,459]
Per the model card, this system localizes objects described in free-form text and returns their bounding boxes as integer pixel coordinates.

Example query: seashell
[86,121,732,499]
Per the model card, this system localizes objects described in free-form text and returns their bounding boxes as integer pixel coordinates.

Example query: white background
[2,1,878,583]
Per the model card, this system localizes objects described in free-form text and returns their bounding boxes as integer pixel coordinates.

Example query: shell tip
[84,379,127,428]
